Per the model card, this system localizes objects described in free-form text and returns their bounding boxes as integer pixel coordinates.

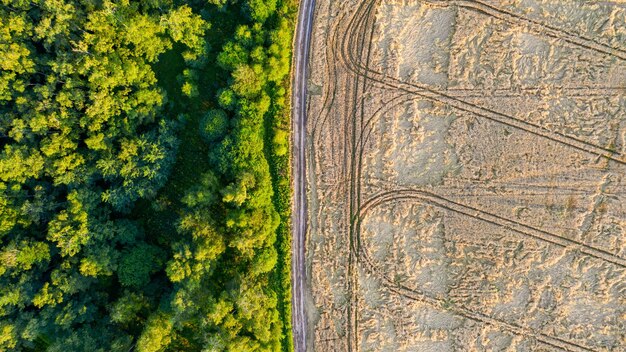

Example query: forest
[0,0,296,351]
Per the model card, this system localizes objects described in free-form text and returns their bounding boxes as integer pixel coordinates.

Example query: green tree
[201,109,229,142]
[245,0,278,22]
[117,243,164,288]
[0,0,208,349]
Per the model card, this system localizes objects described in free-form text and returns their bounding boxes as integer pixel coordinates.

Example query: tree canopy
[0,0,296,350]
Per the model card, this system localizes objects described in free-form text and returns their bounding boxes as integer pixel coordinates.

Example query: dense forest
[0,0,296,351]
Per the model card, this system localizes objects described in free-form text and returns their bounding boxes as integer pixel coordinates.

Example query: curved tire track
[355,190,625,351]
[359,189,626,268]
[341,0,626,166]
[427,0,626,62]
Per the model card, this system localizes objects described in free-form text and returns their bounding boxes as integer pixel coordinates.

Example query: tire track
[438,86,626,98]
[354,190,622,351]
[425,0,626,62]
[312,5,346,149]
[336,0,391,350]
[340,0,626,166]
[356,245,597,352]
[359,93,414,152]
[341,1,381,350]
[359,189,626,268]
[342,62,626,167]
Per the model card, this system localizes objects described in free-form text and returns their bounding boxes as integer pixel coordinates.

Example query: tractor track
[355,243,598,352]
[342,1,377,351]
[340,0,626,166]
[353,189,623,352]
[425,0,626,62]
[312,2,345,151]
[350,2,380,349]
[359,189,626,268]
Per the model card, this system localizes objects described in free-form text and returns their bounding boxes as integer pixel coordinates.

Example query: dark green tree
[0,0,208,349]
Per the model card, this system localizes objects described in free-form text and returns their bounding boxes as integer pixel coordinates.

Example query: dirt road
[291,0,315,351]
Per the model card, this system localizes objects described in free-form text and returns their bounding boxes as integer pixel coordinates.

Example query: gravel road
[291,0,315,351]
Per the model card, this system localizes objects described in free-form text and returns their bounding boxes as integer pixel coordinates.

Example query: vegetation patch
[0,0,297,350]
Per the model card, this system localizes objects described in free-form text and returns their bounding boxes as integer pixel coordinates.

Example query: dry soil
[304,1,626,351]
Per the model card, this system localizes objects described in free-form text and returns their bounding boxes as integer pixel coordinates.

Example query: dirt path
[291,0,316,351]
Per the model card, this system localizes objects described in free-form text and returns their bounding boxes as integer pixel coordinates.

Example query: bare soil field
[304,0,626,351]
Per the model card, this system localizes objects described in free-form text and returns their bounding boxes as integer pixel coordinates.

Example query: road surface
[291,0,315,351]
